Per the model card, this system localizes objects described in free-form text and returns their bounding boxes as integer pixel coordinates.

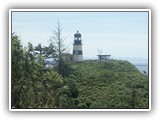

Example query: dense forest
[66,60,148,108]
[11,33,79,108]
[11,33,149,109]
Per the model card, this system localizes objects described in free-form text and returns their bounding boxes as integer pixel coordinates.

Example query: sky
[12,11,149,61]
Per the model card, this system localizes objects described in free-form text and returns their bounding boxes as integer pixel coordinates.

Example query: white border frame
[9,9,151,111]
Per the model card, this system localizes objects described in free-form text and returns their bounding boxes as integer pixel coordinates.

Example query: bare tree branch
[49,20,70,74]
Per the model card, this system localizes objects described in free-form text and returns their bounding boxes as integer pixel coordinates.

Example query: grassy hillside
[65,60,148,109]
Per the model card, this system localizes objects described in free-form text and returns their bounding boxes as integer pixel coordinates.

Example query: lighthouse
[73,31,83,61]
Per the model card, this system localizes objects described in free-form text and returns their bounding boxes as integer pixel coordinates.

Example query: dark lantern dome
[74,30,81,37]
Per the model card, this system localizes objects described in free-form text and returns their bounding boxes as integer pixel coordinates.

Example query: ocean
[135,65,148,75]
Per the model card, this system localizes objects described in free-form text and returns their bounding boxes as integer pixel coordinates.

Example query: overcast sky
[12,11,148,59]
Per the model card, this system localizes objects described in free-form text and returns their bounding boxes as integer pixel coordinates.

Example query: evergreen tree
[11,33,78,108]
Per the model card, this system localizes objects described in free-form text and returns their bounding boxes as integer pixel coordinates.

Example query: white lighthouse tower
[73,31,83,61]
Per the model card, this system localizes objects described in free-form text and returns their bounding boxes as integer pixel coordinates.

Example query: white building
[97,55,111,61]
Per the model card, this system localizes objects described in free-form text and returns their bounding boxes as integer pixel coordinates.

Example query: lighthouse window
[74,41,81,45]
[73,50,82,55]
[78,51,82,55]
[73,50,78,55]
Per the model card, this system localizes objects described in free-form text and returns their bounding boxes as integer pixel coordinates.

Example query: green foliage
[57,61,72,77]
[11,33,78,109]
[11,33,148,109]
[65,60,148,109]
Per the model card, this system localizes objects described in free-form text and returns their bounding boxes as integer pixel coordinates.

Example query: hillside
[65,60,148,109]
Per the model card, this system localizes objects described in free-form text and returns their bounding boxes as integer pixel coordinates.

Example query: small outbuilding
[97,55,111,61]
